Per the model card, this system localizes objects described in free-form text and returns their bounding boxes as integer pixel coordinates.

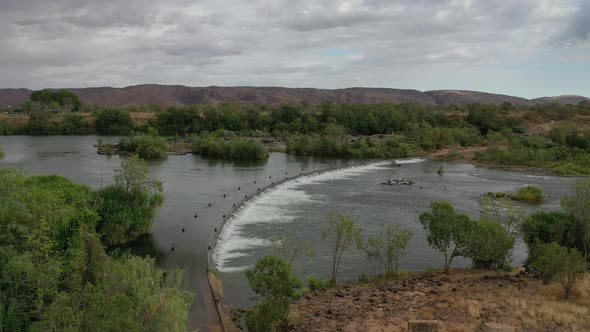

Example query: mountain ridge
[0,85,588,108]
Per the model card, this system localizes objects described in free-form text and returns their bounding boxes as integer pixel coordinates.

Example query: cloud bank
[0,0,588,98]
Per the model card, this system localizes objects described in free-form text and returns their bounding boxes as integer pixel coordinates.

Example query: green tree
[530,243,587,299]
[35,251,193,331]
[95,108,134,135]
[322,213,362,286]
[530,242,566,284]
[245,256,302,332]
[466,220,515,269]
[364,224,412,276]
[95,155,163,245]
[521,211,582,254]
[561,178,590,258]
[156,107,201,135]
[30,89,82,112]
[0,169,191,332]
[0,145,4,160]
[419,201,474,273]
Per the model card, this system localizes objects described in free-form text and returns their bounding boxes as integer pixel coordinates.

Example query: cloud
[0,0,588,98]
[561,1,590,42]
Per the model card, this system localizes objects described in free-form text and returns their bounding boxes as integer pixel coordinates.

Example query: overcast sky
[0,0,588,98]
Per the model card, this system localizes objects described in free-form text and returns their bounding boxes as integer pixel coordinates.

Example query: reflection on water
[111,234,165,264]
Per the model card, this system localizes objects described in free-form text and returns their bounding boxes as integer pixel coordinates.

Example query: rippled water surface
[0,136,577,327]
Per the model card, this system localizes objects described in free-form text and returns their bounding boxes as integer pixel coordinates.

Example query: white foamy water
[395,157,427,164]
[213,158,425,272]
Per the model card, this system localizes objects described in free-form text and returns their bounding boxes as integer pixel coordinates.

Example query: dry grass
[289,271,590,332]
[506,275,590,330]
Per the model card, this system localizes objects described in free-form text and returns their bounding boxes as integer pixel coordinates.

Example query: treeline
[243,178,590,330]
[0,155,193,331]
[0,113,93,135]
[112,129,270,161]
[5,99,590,170]
[2,100,589,139]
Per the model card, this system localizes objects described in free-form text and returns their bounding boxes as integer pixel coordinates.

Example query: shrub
[286,134,414,159]
[191,138,268,161]
[95,156,163,246]
[530,243,587,298]
[553,163,590,175]
[156,107,202,135]
[307,276,330,291]
[118,130,168,160]
[61,113,90,134]
[95,108,134,135]
[513,185,544,204]
[467,220,515,269]
[245,256,302,331]
[245,300,290,332]
[521,211,581,254]
[530,242,565,284]
[364,224,412,276]
[358,272,370,283]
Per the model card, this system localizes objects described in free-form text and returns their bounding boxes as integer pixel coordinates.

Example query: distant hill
[0,85,587,108]
[530,95,590,105]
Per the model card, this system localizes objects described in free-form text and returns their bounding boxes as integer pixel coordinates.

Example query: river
[0,135,577,331]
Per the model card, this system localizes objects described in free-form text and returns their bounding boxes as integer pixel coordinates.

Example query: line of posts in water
[169,161,366,257]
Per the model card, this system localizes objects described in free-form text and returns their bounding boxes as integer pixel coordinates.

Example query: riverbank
[287,269,590,331]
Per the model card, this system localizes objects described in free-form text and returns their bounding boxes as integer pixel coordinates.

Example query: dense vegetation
[96,108,134,135]
[419,201,515,272]
[190,136,269,161]
[95,155,164,245]
[0,157,192,331]
[27,89,82,112]
[118,130,169,160]
[245,256,302,331]
[3,91,590,171]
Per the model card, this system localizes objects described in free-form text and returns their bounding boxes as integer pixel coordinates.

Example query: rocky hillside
[287,270,590,331]
[0,85,588,108]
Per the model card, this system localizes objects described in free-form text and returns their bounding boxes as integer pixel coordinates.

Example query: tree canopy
[30,89,82,112]
[0,167,191,331]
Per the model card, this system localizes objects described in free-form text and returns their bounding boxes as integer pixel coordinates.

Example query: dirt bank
[287,269,590,331]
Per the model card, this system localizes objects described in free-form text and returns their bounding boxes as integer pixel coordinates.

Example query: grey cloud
[0,0,587,98]
[563,1,590,41]
[283,11,388,31]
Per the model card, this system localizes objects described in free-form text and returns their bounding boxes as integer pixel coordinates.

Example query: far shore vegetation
[2,89,590,170]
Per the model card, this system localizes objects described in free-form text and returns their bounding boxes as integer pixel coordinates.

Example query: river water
[0,136,577,330]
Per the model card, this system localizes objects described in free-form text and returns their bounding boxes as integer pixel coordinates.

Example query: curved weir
[209,158,426,272]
